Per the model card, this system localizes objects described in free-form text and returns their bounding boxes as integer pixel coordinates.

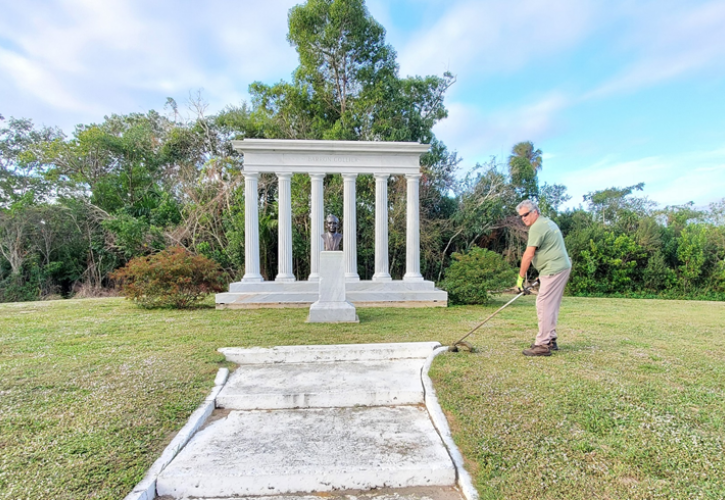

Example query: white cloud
[587,1,725,97]
[434,92,569,165]
[0,0,299,130]
[0,47,98,114]
[559,148,725,209]
[391,0,725,99]
[396,0,596,78]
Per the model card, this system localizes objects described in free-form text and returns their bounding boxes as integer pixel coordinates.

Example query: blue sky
[1,0,723,209]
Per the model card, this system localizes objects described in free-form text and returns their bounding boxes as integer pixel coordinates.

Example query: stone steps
[219,342,440,364]
[216,359,426,410]
[155,407,456,498]
[153,342,463,500]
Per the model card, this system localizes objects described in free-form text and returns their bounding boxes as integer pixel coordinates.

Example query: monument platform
[216,280,448,308]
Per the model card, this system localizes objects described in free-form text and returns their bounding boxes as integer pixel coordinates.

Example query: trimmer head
[448,341,475,353]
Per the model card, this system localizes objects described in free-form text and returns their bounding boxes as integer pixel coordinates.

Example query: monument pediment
[232,139,429,175]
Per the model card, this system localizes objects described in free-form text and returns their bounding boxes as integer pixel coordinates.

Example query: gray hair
[516,199,539,214]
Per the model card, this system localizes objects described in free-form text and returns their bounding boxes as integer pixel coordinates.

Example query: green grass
[0,296,723,499]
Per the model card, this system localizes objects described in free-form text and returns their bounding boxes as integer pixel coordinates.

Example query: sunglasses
[519,211,532,219]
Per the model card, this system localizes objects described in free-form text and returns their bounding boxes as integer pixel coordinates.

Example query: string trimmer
[449,278,540,352]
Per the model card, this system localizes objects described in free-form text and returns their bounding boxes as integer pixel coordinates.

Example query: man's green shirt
[527,216,571,276]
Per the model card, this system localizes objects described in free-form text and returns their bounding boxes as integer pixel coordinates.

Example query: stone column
[242,172,263,282]
[404,172,424,282]
[275,172,295,282]
[342,173,359,281]
[373,173,392,281]
[308,173,325,282]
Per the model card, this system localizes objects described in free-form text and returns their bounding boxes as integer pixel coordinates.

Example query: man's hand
[516,275,524,291]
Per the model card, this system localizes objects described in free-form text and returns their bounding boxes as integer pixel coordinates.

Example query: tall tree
[249,0,453,143]
[288,0,396,133]
[507,140,542,199]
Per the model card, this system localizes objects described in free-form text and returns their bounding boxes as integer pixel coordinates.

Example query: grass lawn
[0,296,723,500]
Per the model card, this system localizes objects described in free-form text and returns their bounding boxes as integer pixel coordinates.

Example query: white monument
[215,139,448,308]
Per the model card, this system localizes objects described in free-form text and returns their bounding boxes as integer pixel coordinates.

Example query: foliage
[112,247,226,308]
[642,251,676,292]
[248,0,454,143]
[559,205,725,300]
[583,182,656,225]
[0,115,65,206]
[508,140,542,200]
[538,182,571,217]
[441,247,517,305]
[567,229,649,295]
[676,224,708,292]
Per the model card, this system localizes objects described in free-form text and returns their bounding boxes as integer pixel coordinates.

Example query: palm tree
[508,141,542,198]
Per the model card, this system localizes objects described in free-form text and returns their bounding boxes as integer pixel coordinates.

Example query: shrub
[441,247,517,305]
[567,231,648,295]
[642,251,676,292]
[112,247,227,309]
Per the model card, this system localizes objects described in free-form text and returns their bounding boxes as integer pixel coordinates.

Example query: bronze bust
[322,214,342,251]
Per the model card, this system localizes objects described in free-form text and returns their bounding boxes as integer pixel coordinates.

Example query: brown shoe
[530,339,559,351]
[523,344,552,356]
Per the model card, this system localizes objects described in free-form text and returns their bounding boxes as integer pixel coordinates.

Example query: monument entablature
[215,139,447,308]
[233,139,429,175]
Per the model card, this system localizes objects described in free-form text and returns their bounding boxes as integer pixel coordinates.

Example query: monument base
[307,300,359,323]
[305,251,359,323]
[216,280,447,309]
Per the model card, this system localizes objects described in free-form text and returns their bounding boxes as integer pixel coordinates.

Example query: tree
[0,116,64,206]
[507,140,542,199]
[707,198,725,226]
[249,0,453,143]
[0,198,34,276]
[287,0,396,134]
[583,182,656,225]
[436,158,512,281]
[657,202,705,233]
[677,224,707,292]
[538,182,571,217]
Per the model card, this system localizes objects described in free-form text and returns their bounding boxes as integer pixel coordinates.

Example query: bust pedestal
[307,251,359,323]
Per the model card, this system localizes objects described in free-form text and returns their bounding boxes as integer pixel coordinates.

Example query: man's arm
[519,246,537,278]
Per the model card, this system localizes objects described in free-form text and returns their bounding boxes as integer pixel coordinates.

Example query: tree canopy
[248,0,454,142]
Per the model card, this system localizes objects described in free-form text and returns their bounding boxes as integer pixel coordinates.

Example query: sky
[1,0,724,210]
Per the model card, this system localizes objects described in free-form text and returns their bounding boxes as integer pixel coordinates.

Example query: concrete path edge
[422,346,479,500]
[123,368,230,500]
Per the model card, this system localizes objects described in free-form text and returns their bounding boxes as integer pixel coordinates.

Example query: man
[322,214,343,251]
[516,200,571,356]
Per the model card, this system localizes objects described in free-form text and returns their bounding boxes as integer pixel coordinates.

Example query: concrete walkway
[139,342,475,500]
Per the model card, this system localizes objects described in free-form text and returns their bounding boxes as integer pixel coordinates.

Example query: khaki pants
[535,268,571,346]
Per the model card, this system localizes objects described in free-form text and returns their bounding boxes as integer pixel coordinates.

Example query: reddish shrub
[112,247,227,309]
